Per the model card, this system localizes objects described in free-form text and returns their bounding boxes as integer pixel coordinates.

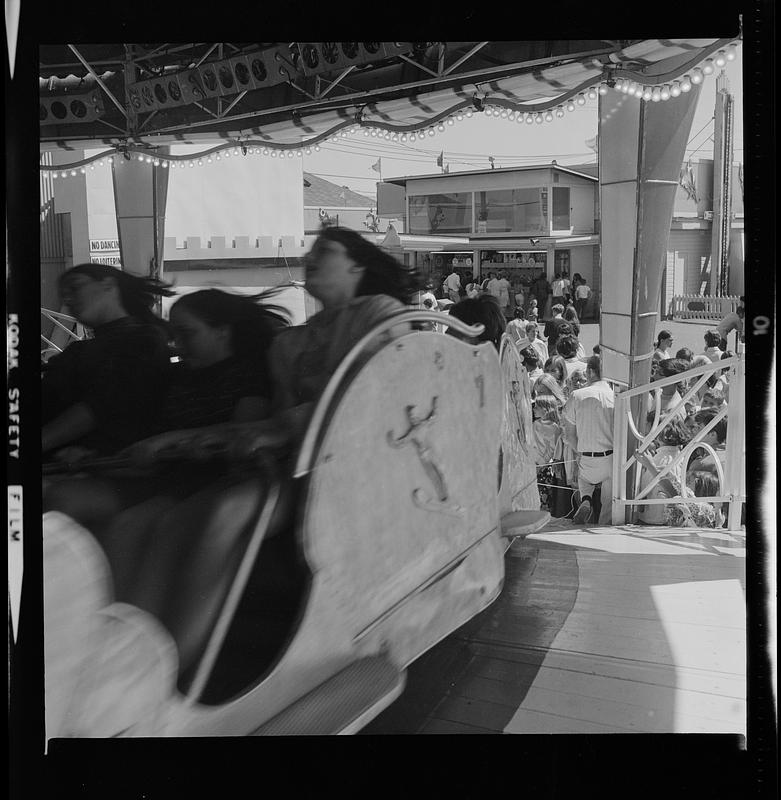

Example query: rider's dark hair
[315,226,424,303]
[59,263,174,328]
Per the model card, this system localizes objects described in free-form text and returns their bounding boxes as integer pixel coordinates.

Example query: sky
[298,55,743,201]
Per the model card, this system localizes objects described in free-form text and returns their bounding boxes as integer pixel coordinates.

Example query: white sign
[90,255,122,266]
[90,238,120,252]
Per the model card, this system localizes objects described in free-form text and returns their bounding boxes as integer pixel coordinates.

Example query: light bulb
[409,133,416,141]
[456,112,464,120]
[642,87,652,101]
[651,87,662,102]
[80,167,86,174]
[89,163,95,169]
[137,154,144,161]
[437,123,445,131]
[364,129,370,136]
[384,131,391,139]
[162,161,168,168]
[566,101,576,112]
[108,156,114,163]
[466,109,473,117]
[588,88,597,99]
[98,160,104,166]
[714,52,727,67]
[51,171,58,178]
[153,159,160,166]
[225,150,231,157]
[400,134,407,142]
[207,156,213,163]
[499,109,507,118]
[370,129,377,136]
[271,150,277,158]
[305,148,311,154]
[145,156,153,163]
[660,86,670,101]
[491,107,500,117]
[233,147,239,155]
[198,160,204,166]
[314,145,321,151]
[670,82,681,97]
[702,59,714,75]
[216,153,222,160]
[262,148,269,155]
[535,113,543,124]
[598,84,608,95]
[690,68,703,84]
[556,106,565,118]
[544,111,553,122]
[428,128,435,137]
[391,133,399,140]
[634,85,644,98]
[296,150,302,157]
[525,114,534,125]
[576,94,586,105]
[681,76,692,92]
[189,161,194,167]
[446,117,454,125]
[726,44,737,61]
[287,151,294,158]
[340,131,348,137]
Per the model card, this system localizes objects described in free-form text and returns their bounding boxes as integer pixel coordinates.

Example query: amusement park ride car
[43,313,548,737]
[34,36,742,737]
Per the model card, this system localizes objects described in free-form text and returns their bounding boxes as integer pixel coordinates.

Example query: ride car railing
[611,353,745,530]
[41,307,86,358]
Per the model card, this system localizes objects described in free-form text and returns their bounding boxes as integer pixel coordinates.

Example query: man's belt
[580,450,613,457]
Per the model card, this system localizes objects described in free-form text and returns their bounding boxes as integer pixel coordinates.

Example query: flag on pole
[443,164,450,173]
[371,158,382,173]
[436,150,443,167]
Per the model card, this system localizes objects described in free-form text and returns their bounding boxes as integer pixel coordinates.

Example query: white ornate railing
[611,354,745,530]
[671,294,741,321]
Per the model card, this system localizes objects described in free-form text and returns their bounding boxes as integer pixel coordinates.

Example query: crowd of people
[43,235,741,581]
[435,263,593,325]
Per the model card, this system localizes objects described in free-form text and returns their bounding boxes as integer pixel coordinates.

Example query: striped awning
[39,38,736,156]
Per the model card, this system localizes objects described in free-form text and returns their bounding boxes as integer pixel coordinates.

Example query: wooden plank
[505,707,635,733]
[430,694,519,731]
[513,686,744,733]
[420,717,495,734]
[513,662,746,719]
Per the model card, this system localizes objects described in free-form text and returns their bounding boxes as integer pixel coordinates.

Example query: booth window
[408,193,471,235]
[552,186,571,230]
[476,188,547,234]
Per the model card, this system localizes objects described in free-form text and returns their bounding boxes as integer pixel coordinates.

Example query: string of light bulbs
[40,41,739,177]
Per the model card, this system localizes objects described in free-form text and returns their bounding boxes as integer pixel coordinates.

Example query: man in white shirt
[561,355,615,525]
[486,273,501,299]
[574,280,591,320]
[551,273,566,306]
[444,268,462,303]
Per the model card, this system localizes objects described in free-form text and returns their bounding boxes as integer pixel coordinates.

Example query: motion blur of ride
[43,311,548,737]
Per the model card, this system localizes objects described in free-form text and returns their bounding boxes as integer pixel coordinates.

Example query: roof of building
[383,162,599,185]
[303,172,375,209]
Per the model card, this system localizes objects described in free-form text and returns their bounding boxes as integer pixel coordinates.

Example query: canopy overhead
[39,38,739,156]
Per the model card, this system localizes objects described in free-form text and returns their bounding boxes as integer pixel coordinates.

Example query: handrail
[612,352,744,530]
[618,355,738,399]
[293,310,486,479]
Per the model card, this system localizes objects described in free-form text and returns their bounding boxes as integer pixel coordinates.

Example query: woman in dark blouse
[42,263,174,457]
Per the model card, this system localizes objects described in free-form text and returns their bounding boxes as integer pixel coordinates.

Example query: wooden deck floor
[362,523,746,735]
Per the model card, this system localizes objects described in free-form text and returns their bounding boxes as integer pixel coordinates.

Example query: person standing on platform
[496,271,512,320]
[551,273,566,308]
[544,304,568,356]
[561,355,615,525]
[444,265,462,304]
[530,270,550,318]
[526,321,548,364]
[505,307,528,349]
[717,296,745,352]
[702,330,724,362]
[652,330,674,363]
[574,279,591,320]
